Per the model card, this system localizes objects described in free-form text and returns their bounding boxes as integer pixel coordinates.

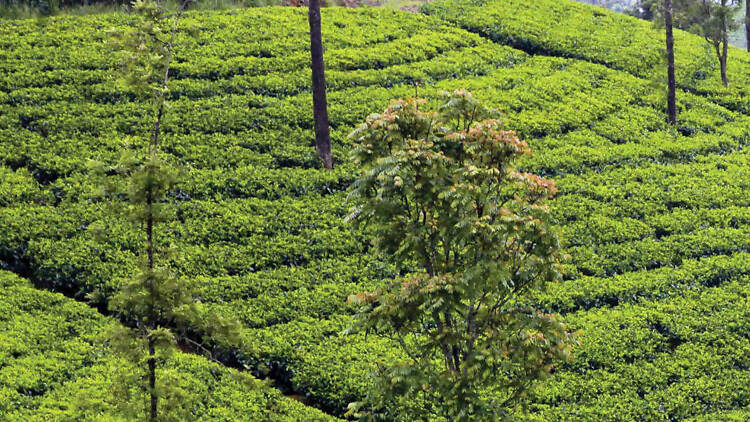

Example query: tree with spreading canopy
[345,91,578,421]
[689,0,742,86]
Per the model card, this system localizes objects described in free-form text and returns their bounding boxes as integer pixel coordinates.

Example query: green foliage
[0,271,342,421]
[2,2,750,421]
[0,0,271,19]
[669,0,743,86]
[675,0,743,41]
[345,91,576,421]
[422,0,750,92]
[89,0,241,419]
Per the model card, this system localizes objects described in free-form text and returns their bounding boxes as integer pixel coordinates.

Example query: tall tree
[97,0,241,419]
[308,0,333,169]
[690,0,742,86]
[665,0,678,124]
[346,91,577,421]
[107,1,192,417]
[746,0,749,51]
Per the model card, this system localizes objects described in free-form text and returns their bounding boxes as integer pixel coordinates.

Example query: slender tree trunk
[308,0,333,169]
[720,9,730,87]
[721,37,729,87]
[746,0,750,52]
[712,41,727,87]
[665,0,677,125]
[148,337,157,422]
[433,310,455,372]
[146,185,157,422]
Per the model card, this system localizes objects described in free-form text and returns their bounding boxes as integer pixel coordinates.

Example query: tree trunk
[746,0,749,52]
[148,337,157,422]
[146,151,156,422]
[712,41,728,88]
[721,37,729,87]
[665,0,677,125]
[308,0,333,169]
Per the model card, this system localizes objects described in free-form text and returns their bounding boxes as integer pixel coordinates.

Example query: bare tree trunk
[712,41,728,87]
[721,37,729,86]
[308,0,333,169]
[746,0,750,52]
[148,337,157,422]
[665,0,677,125]
[720,9,730,87]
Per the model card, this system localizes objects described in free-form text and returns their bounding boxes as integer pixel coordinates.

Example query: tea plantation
[2,0,750,419]
[0,271,340,420]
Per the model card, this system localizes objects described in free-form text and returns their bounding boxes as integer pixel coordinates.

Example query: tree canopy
[346,91,578,421]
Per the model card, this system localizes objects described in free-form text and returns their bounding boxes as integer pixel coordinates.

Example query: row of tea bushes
[422,0,750,114]
[0,270,341,421]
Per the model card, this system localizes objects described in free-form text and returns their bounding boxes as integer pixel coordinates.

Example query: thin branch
[180,336,224,365]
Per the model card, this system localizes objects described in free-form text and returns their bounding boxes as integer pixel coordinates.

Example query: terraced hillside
[0,271,339,421]
[1,0,750,420]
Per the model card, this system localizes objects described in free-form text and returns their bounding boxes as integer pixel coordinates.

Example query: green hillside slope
[1,0,750,420]
[422,0,750,113]
[0,271,339,421]
[573,0,748,49]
